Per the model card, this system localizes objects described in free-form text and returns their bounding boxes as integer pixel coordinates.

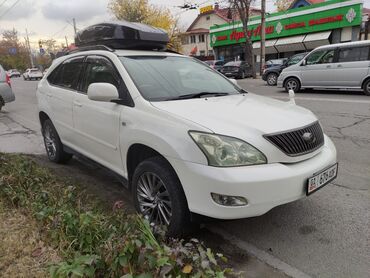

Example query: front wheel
[132,157,192,237]
[42,119,72,163]
[363,79,370,96]
[284,77,301,93]
[266,73,278,86]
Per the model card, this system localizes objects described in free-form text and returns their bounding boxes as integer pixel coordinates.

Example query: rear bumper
[0,83,15,103]
[167,135,337,219]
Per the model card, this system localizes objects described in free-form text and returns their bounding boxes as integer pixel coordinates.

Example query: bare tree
[228,0,256,78]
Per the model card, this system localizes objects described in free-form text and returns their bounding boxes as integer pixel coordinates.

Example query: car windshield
[120,56,242,101]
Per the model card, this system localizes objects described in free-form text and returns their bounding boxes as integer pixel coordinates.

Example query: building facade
[181,4,260,60]
[210,0,365,63]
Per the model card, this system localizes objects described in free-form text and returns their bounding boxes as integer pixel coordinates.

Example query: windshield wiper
[167,92,230,100]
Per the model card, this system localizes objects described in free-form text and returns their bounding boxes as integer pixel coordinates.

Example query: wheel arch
[126,143,180,190]
[283,75,302,88]
[361,76,370,89]
[39,111,51,127]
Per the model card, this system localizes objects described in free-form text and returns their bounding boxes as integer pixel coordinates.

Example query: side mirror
[229,78,238,85]
[301,59,307,66]
[87,83,119,102]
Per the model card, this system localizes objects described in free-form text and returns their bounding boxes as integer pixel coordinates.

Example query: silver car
[277,41,370,96]
[0,65,15,111]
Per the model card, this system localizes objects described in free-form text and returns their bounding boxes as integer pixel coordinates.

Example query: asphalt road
[1,78,369,278]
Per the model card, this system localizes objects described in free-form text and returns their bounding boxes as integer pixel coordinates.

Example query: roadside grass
[0,153,233,277]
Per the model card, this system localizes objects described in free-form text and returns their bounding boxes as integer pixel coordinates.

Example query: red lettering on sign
[309,14,343,26]
[230,30,245,41]
[284,22,306,30]
[217,35,227,41]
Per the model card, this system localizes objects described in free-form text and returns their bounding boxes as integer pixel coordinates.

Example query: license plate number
[307,163,338,195]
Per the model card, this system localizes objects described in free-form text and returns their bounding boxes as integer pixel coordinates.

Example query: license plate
[306,163,338,195]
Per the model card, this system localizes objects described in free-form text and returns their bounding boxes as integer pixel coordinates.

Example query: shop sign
[200,5,213,14]
[210,2,362,47]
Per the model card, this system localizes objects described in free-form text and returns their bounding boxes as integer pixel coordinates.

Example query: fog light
[211,193,248,207]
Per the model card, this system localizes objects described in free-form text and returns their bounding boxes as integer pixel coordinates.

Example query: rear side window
[48,57,85,90]
[338,46,370,62]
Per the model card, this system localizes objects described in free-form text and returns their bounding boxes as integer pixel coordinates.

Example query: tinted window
[48,57,84,90]
[338,46,370,62]
[82,56,121,93]
[215,61,224,66]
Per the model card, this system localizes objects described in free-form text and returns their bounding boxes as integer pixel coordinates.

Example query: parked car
[262,53,307,86]
[7,69,21,78]
[264,58,287,70]
[0,65,15,111]
[205,60,226,71]
[37,22,337,236]
[220,61,252,79]
[277,41,370,96]
[23,68,43,80]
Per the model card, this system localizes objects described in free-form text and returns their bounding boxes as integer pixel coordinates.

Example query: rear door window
[48,56,85,90]
[338,46,370,62]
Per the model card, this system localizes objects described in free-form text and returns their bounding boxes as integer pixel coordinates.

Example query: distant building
[210,0,366,63]
[181,3,260,60]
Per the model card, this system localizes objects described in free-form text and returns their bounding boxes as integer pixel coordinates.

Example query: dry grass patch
[0,201,60,277]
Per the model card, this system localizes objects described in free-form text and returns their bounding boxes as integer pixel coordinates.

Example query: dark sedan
[220,61,252,79]
[262,53,307,86]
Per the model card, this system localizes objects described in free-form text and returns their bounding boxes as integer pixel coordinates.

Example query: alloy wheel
[43,125,57,160]
[286,80,298,91]
[137,172,172,226]
[267,74,277,86]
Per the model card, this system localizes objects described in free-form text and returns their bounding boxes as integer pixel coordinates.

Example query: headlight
[189,132,267,167]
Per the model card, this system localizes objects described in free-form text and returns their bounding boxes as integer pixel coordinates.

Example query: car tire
[42,119,72,164]
[284,77,301,93]
[132,156,193,237]
[363,79,370,96]
[266,73,278,86]
[0,96,4,111]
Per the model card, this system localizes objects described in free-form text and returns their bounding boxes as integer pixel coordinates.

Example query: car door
[46,56,85,144]
[333,45,370,88]
[72,55,125,174]
[300,49,335,87]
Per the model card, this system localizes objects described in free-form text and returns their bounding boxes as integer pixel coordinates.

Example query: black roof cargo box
[75,21,169,50]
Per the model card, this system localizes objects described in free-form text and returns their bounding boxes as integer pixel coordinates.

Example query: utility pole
[25,28,34,68]
[260,0,266,76]
[65,36,69,47]
[72,18,77,36]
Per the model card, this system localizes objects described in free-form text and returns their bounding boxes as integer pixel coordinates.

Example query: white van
[277,41,370,96]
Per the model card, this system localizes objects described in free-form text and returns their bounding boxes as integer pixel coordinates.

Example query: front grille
[264,121,324,156]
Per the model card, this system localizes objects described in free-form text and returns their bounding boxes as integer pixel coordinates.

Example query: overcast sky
[0,0,368,48]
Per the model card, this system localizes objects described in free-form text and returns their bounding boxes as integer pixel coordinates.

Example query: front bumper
[167,135,337,219]
[277,77,284,88]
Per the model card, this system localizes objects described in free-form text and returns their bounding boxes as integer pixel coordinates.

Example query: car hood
[151,93,318,136]
[267,65,284,71]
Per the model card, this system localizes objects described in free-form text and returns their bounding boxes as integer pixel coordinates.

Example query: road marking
[271,96,370,104]
[209,226,312,278]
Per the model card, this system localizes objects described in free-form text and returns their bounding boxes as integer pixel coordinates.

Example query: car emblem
[302,132,316,144]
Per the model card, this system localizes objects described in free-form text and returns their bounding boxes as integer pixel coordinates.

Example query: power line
[0,0,21,19]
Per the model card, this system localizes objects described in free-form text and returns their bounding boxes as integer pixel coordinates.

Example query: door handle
[46,93,52,97]
[337,64,343,68]
[326,65,331,68]
[74,102,82,107]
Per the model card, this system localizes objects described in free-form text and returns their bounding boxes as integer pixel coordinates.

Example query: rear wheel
[284,77,300,93]
[0,96,4,111]
[266,73,278,86]
[42,119,72,163]
[132,156,192,237]
[363,79,370,96]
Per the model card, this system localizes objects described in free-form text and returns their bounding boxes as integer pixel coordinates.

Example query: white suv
[37,23,337,236]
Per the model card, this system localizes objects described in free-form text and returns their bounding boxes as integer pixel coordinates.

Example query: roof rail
[68,45,115,54]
